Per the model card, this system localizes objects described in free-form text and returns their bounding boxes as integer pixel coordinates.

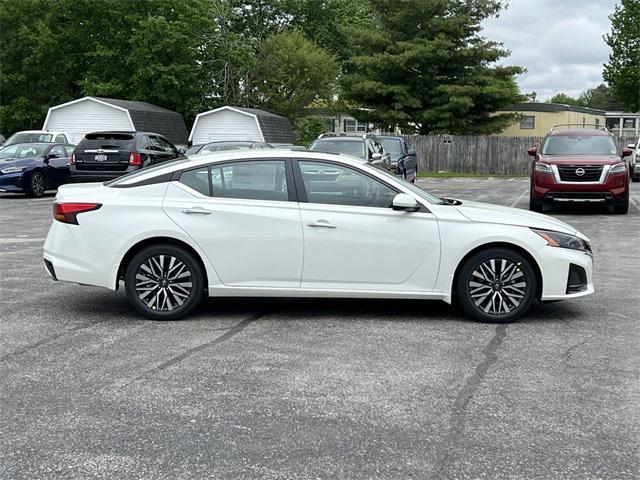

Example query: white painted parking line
[0,238,45,244]
[509,189,529,208]
[630,196,640,212]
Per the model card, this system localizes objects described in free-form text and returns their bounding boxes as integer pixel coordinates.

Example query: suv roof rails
[550,124,610,132]
[316,132,378,140]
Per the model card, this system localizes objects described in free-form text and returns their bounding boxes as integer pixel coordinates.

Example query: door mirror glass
[392,193,419,211]
[621,147,633,158]
[527,147,537,157]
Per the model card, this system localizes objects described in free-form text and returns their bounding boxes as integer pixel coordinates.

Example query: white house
[189,106,294,145]
[43,96,189,145]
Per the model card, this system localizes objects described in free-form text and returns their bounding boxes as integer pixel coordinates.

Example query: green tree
[340,0,525,135]
[547,93,584,107]
[252,30,339,119]
[294,116,327,145]
[603,0,640,111]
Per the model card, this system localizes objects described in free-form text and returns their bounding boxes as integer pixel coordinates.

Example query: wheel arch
[116,236,209,291]
[451,241,543,301]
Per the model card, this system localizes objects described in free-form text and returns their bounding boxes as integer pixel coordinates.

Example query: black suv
[377,135,418,183]
[71,131,180,182]
[308,133,391,167]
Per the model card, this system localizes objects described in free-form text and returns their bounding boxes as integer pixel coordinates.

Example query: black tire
[26,171,46,198]
[529,191,544,213]
[613,199,629,214]
[455,248,537,323]
[125,244,204,320]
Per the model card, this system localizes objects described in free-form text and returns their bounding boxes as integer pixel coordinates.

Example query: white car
[628,140,639,182]
[43,150,594,323]
[4,130,71,147]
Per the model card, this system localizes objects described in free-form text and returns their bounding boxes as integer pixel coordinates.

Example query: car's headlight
[534,162,552,174]
[531,228,591,254]
[0,166,28,174]
[609,162,627,175]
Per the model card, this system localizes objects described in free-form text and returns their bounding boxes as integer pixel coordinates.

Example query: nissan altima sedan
[43,150,594,323]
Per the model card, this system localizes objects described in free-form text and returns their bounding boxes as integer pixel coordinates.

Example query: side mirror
[407,149,417,156]
[622,147,633,158]
[371,152,382,161]
[527,147,537,157]
[392,193,419,211]
[627,144,636,149]
[46,153,59,159]
[178,147,186,155]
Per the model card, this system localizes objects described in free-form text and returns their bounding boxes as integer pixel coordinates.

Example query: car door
[162,158,304,288]
[295,159,441,292]
[43,145,71,187]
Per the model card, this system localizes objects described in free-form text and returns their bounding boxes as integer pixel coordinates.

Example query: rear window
[542,135,618,156]
[79,133,135,151]
[308,140,365,158]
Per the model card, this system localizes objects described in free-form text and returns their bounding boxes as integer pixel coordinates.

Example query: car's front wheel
[456,248,537,323]
[26,171,46,198]
[125,244,204,320]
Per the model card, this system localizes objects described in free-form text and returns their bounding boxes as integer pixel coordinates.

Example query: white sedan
[43,150,594,323]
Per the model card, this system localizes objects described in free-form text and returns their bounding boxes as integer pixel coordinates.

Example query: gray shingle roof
[233,107,295,144]
[93,97,189,145]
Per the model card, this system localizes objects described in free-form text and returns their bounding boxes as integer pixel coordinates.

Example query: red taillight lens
[53,203,101,225]
[129,151,141,166]
[70,153,76,165]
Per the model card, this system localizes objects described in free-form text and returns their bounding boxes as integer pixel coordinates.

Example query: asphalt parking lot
[1,178,639,479]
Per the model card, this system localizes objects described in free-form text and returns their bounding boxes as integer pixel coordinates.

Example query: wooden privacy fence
[404,135,635,175]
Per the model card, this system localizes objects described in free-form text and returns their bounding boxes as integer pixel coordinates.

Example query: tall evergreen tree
[341,0,524,134]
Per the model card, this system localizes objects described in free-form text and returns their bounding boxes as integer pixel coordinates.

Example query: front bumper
[0,172,25,192]
[532,168,628,204]
[538,245,594,301]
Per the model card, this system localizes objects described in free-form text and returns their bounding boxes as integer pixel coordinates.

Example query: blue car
[0,142,75,197]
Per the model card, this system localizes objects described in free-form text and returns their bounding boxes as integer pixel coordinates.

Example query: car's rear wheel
[125,244,204,320]
[26,171,46,198]
[456,248,537,323]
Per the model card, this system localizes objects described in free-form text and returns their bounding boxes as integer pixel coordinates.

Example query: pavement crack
[434,323,508,478]
[132,311,268,382]
[0,321,100,363]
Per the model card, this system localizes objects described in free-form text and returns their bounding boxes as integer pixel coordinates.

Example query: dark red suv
[528,126,633,214]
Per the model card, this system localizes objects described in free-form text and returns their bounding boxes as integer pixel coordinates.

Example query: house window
[623,118,636,129]
[595,118,600,126]
[344,119,356,132]
[606,118,620,129]
[356,121,367,132]
[520,116,535,129]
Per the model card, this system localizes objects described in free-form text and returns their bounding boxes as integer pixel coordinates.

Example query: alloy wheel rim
[32,174,45,196]
[469,258,527,315]
[135,255,192,312]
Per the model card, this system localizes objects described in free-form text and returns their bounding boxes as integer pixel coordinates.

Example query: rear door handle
[182,207,212,215]
[307,221,337,229]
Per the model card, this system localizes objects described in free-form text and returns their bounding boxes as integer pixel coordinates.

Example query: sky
[482,0,618,101]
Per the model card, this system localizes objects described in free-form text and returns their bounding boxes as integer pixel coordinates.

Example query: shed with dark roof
[189,106,294,145]
[43,96,189,145]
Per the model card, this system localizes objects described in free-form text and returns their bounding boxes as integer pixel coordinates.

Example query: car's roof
[376,135,402,139]
[313,136,364,142]
[12,130,66,134]
[547,129,612,137]
[112,149,366,186]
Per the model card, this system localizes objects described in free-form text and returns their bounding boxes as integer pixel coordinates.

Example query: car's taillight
[129,151,142,166]
[53,203,101,225]
[70,153,76,165]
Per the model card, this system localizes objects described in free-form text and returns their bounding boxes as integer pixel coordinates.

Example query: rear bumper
[71,166,137,182]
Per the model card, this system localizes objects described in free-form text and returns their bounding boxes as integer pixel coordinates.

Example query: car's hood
[0,158,37,168]
[453,200,580,236]
[538,154,621,165]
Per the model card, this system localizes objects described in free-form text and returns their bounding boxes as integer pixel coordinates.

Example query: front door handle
[307,220,337,229]
[182,207,212,215]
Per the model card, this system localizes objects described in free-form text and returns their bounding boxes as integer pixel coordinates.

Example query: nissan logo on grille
[575,168,586,176]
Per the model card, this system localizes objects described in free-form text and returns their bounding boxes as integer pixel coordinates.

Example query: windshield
[379,138,402,155]
[365,163,442,204]
[0,143,49,159]
[200,142,253,153]
[542,135,618,155]
[309,140,365,158]
[104,157,191,186]
[5,132,53,145]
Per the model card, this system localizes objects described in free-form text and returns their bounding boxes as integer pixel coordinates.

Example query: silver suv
[308,133,391,167]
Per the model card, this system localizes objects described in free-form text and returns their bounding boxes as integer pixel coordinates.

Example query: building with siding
[499,103,606,137]
[605,112,640,139]
[189,106,294,145]
[43,97,189,146]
